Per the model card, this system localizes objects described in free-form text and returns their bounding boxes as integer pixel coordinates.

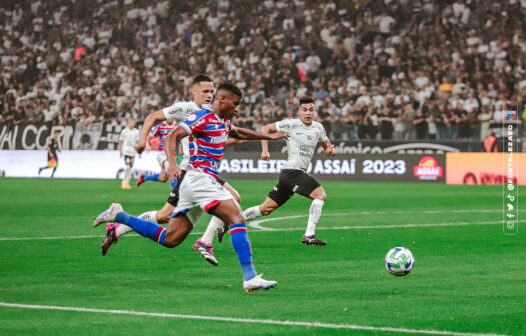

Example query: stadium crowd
[0,0,525,141]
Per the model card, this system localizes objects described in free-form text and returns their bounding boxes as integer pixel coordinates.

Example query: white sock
[124,166,132,184]
[243,206,262,221]
[305,199,324,236]
[201,216,224,245]
[139,210,158,224]
[116,224,133,238]
[117,210,158,238]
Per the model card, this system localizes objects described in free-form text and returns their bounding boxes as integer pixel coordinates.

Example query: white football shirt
[275,119,328,171]
[119,128,140,157]
[161,101,202,170]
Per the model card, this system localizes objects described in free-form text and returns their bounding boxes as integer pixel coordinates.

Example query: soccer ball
[385,247,414,276]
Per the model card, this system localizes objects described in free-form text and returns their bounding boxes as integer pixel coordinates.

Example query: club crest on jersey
[187,114,197,121]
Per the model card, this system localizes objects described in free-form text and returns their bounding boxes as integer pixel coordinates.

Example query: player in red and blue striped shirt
[136,120,179,187]
[93,83,288,293]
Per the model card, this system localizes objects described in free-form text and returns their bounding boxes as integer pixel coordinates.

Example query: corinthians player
[243,95,336,246]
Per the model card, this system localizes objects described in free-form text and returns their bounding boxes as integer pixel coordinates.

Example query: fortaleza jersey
[275,118,328,171]
[149,122,177,150]
[180,108,234,179]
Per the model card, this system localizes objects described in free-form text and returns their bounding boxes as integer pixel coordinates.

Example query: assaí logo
[413,156,443,180]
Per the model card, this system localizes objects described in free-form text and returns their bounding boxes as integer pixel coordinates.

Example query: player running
[136,119,178,188]
[38,130,61,178]
[99,75,243,267]
[93,83,288,293]
[118,119,140,189]
[242,95,336,246]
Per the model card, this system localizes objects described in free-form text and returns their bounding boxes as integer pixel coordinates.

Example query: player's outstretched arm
[135,110,166,154]
[165,126,188,179]
[321,139,336,157]
[229,126,287,141]
[225,138,247,146]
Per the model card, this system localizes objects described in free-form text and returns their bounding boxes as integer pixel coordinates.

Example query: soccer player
[243,96,336,246]
[93,83,287,293]
[38,130,61,178]
[100,74,242,266]
[118,119,140,189]
[136,119,178,187]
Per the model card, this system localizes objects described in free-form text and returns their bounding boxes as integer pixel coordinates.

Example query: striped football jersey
[149,122,177,150]
[180,108,233,179]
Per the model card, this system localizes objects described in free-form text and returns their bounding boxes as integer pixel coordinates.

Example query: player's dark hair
[192,74,213,86]
[298,95,314,106]
[216,82,243,98]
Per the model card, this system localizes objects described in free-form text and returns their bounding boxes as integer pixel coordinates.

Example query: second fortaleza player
[136,119,178,188]
[93,83,288,293]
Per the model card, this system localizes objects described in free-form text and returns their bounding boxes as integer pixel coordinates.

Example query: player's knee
[230,214,246,224]
[158,175,168,182]
[311,188,327,201]
[163,238,182,248]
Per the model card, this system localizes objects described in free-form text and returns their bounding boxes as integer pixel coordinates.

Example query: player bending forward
[243,95,336,246]
[98,75,244,266]
[93,83,287,293]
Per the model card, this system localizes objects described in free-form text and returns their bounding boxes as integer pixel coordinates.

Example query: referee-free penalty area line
[0,302,508,336]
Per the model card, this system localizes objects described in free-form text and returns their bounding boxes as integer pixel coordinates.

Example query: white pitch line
[0,209,522,241]
[0,302,508,336]
[0,219,524,241]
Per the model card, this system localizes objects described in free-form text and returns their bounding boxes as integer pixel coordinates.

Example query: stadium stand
[0,0,525,141]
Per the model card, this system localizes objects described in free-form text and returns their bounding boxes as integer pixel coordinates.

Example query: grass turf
[0,178,524,335]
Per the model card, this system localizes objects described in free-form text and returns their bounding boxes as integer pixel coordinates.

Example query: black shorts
[166,170,187,207]
[124,156,134,166]
[268,169,321,206]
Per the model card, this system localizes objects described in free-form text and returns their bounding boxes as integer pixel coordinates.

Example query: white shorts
[156,152,168,171]
[170,168,233,226]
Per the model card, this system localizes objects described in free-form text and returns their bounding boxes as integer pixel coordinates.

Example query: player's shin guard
[115,212,166,246]
[306,199,324,236]
[202,216,223,244]
[243,206,262,221]
[230,223,257,281]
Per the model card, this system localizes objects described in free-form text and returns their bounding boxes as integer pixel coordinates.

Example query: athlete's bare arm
[225,138,247,146]
[320,139,336,156]
[135,110,166,154]
[229,126,286,141]
[165,126,189,179]
[259,122,278,161]
[118,139,123,157]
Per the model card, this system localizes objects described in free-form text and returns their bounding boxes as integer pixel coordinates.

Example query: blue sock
[144,174,160,182]
[230,223,257,281]
[170,178,178,189]
[115,212,166,245]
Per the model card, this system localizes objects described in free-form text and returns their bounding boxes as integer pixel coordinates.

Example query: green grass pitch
[0,178,524,335]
